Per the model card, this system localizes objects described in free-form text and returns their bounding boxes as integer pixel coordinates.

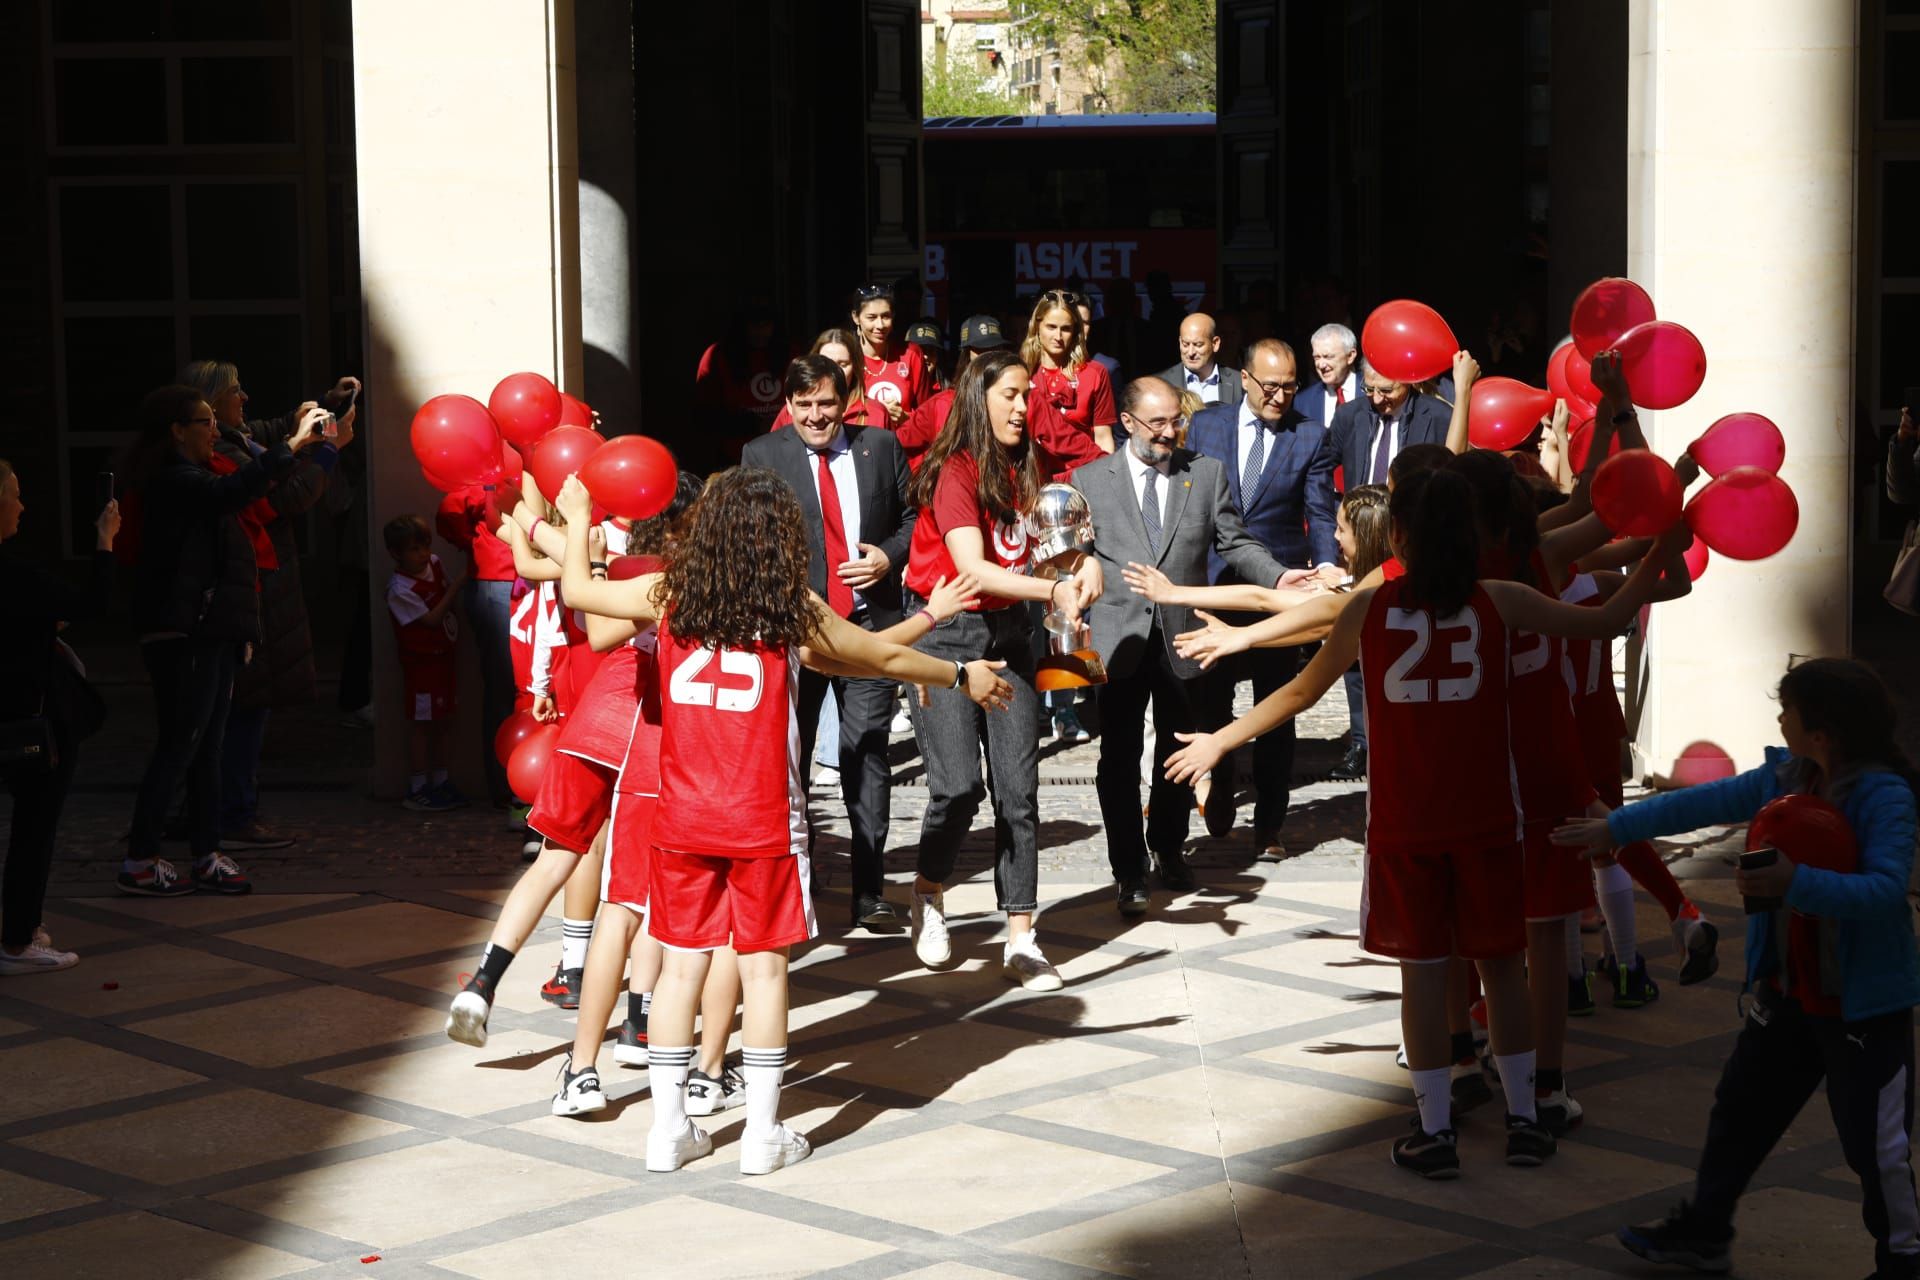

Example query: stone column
[1625,0,1856,774]
[352,0,581,794]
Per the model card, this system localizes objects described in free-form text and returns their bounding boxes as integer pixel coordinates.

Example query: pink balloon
[1547,343,1601,408]
[1684,466,1798,560]
[489,372,564,448]
[1571,278,1657,359]
[1616,320,1707,410]
[1467,378,1556,450]
[1361,300,1457,383]
[1592,448,1683,537]
[1683,530,1710,582]
[579,435,678,521]
[410,395,503,489]
[528,425,605,504]
[1689,412,1785,477]
[1671,741,1736,787]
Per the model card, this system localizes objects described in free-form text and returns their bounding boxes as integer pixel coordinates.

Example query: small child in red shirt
[384,515,467,811]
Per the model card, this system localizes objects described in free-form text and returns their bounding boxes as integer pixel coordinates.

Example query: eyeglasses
[1243,372,1300,399]
[1362,384,1400,401]
[1124,412,1187,433]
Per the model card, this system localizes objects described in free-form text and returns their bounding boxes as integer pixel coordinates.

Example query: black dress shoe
[1116,880,1150,916]
[1330,745,1368,782]
[851,895,907,930]
[1201,770,1235,837]
[1152,850,1195,891]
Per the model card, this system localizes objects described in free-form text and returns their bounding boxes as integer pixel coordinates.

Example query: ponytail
[1777,658,1920,792]
[1388,469,1480,616]
[1448,448,1540,586]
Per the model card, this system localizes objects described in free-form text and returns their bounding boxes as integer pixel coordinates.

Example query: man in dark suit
[1294,322,1359,429]
[1156,312,1244,410]
[1184,338,1338,860]
[742,355,917,930]
[1328,357,1455,491]
[1076,377,1285,914]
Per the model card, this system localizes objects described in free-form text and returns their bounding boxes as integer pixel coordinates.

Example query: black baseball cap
[904,320,945,349]
[960,315,1009,350]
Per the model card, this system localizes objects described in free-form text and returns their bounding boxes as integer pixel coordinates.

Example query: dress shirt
[1317,371,1357,426]
[1234,401,1327,577]
[806,429,867,609]
[1366,409,1404,487]
[1125,446,1172,528]
[1182,363,1223,404]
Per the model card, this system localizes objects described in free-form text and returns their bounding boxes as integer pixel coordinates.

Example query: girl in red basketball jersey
[1166,468,1691,1178]
[850,284,933,425]
[555,466,1012,1174]
[1022,289,1118,457]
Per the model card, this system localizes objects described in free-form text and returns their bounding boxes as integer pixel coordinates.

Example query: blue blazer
[1186,402,1338,579]
[1328,390,1454,489]
[1293,379,1346,432]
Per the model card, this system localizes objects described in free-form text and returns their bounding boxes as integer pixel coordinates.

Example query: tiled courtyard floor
[0,681,1898,1278]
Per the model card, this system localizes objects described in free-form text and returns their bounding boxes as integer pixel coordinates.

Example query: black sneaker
[1677,915,1721,986]
[117,858,197,897]
[1390,1119,1460,1180]
[1505,1113,1557,1166]
[1613,954,1661,1008]
[539,965,582,1009]
[614,1016,648,1068]
[1329,745,1367,781]
[1450,1061,1493,1115]
[684,1062,746,1117]
[1568,965,1596,1017]
[1617,1202,1733,1273]
[550,1055,607,1117]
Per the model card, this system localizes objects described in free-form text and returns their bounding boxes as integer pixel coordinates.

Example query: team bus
[921,112,1216,320]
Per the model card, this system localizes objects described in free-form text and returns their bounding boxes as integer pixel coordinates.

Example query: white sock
[641,991,653,1017]
[561,917,594,971]
[1495,1051,1537,1120]
[648,1045,693,1133]
[1595,862,1637,962]
[1410,1066,1452,1135]
[741,1044,787,1139]
[1563,912,1585,972]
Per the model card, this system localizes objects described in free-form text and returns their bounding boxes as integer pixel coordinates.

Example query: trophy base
[1035,649,1108,692]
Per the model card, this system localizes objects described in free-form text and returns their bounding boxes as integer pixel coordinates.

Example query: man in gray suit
[1157,312,1244,410]
[1073,377,1284,915]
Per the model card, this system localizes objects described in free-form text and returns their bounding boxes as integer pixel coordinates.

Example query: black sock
[629,989,648,1026]
[1450,1031,1473,1064]
[1536,1067,1564,1092]
[477,942,515,987]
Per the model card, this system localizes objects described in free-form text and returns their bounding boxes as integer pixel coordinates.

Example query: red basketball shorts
[1361,843,1526,962]
[527,750,614,854]
[1522,820,1597,921]
[604,791,657,909]
[400,657,456,722]
[647,848,816,954]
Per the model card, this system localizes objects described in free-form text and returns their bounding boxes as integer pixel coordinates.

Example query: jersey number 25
[668,648,765,713]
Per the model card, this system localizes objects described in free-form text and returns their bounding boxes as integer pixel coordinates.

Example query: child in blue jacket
[1555,658,1920,1278]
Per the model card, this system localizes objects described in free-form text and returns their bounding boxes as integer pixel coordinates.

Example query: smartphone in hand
[96,470,114,509]
[1739,847,1783,915]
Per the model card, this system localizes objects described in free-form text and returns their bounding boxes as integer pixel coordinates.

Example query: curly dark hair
[627,470,704,557]
[909,347,1045,525]
[661,466,821,649]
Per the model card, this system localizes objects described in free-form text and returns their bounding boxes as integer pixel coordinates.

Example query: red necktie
[1335,383,1347,406]
[816,450,855,618]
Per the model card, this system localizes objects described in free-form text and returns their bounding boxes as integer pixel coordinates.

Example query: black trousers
[1205,645,1303,835]
[129,638,236,862]
[1693,992,1920,1273]
[337,568,372,712]
[1095,627,1199,881]
[796,615,896,903]
[3,723,77,949]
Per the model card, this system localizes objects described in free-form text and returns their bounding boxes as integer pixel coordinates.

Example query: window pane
[1878,293,1920,408]
[182,57,297,145]
[53,59,167,146]
[175,0,294,41]
[187,182,301,300]
[1889,32,1920,121]
[61,185,174,302]
[189,313,304,415]
[50,0,167,42]
[64,316,178,433]
[1884,162,1920,277]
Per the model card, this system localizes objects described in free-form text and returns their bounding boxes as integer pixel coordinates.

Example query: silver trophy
[1023,483,1106,689]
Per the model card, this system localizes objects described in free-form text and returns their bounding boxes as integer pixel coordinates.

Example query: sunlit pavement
[0,682,1891,1278]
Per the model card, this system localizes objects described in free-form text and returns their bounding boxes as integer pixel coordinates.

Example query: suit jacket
[1294,377,1354,431]
[1185,401,1338,577]
[741,423,916,626]
[1072,447,1284,681]
[1328,389,1453,489]
[1155,362,1244,411]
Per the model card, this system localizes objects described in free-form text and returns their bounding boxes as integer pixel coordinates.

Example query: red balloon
[410,395,503,489]
[527,425,605,504]
[1689,412,1786,477]
[1670,741,1735,787]
[608,553,665,581]
[1683,530,1710,582]
[558,394,595,428]
[1684,466,1799,560]
[1750,794,1857,874]
[1566,417,1623,472]
[1570,278,1657,359]
[1360,299,1457,383]
[1547,343,1601,408]
[1467,378,1556,450]
[578,434,678,521]
[1591,449,1683,537]
[499,441,524,485]
[489,372,564,448]
[1616,320,1707,410]
[506,722,563,803]
[493,709,541,769]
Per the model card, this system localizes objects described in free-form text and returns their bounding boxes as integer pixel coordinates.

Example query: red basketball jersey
[648,624,804,859]
[1491,552,1595,823]
[1358,578,1522,856]
[615,632,662,797]
[1559,574,1629,749]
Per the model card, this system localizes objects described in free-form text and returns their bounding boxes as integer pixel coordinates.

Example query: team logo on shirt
[870,382,903,405]
[993,517,1030,568]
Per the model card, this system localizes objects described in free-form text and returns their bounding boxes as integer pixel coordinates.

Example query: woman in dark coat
[119,385,328,898]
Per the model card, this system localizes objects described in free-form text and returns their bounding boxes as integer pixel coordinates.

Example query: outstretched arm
[1444,350,1479,454]
[1486,523,1689,638]
[803,605,1012,709]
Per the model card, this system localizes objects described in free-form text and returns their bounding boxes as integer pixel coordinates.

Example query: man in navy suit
[1294,323,1359,429]
[1328,357,1455,490]
[1184,338,1338,859]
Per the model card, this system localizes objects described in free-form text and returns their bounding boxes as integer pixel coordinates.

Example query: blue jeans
[129,638,237,861]
[467,579,516,803]
[1344,667,1367,751]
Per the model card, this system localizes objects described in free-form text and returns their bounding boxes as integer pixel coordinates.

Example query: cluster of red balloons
[494,710,560,803]
[1569,278,1708,411]
[409,373,677,520]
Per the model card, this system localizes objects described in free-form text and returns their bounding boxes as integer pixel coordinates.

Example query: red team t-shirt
[1030,360,1117,444]
[903,452,1032,609]
[862,341,933,416]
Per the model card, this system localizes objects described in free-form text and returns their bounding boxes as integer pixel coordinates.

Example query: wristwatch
[949,660,966,690]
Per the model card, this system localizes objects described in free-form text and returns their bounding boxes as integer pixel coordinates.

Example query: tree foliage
[924,46,1018,118]
[1016,0,1215,114]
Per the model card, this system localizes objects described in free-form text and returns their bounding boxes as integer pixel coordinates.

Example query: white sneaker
[1536,1087,1584,1136]
[912,890,951,967]
[740,1123,812,1175]
[1002,932,1063,991]
[684,1063,745,1117]
[646,1120,713,1172]
[446,988,491,1047]
[813,766,840,787]
[551,1057,607,1117]
[890,707,913,734]
[0,942,79,976]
